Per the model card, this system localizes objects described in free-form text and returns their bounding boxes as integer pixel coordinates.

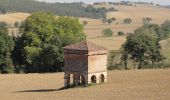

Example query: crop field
[0,69,170,100]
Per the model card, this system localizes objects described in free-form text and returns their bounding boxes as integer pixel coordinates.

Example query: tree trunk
[138,61,143,69]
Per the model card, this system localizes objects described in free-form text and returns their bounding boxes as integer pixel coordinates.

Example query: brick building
[63,41,108,87]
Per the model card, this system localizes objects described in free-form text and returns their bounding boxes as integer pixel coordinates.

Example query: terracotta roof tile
[64,41,108,52]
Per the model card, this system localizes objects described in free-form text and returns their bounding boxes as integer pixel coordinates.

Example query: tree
[118,31,125,36]
[0,7,7,14]
[102,28,113,37]
[146,24,163,40]
[101,18,107,24]
[14,21,19,28]
[111,17,116,23]
[107,19,113,24]
[122,27,164,69]
[123,18,132,24]
[14,12,86,73]
[0,22,14,73]
[101,14,107,24]
[143,17,152,26]
[83,21,88,26]
[161,20,170,39]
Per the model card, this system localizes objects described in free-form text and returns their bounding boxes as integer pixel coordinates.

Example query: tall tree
[122,26,164,69]
[14,12,86,73]
[0,22,14,73]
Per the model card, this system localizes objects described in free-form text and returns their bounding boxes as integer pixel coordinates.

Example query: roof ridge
[64,40,108,51]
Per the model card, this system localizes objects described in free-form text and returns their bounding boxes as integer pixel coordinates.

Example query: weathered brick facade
[63,41,108,87]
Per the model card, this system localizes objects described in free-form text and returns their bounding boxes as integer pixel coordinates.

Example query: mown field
[0,69,170,100]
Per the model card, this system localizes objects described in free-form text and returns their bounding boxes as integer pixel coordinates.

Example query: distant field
[0,13,30,24]
[0,69,170,100]
[0,5,170,50]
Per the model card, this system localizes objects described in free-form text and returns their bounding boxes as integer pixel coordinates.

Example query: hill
[0,69,170,100]
[0,5,170,50]
[0,0,109,19]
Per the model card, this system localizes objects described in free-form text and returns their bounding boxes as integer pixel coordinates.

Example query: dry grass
[88,36,126,50]
[0,13,30,25]
[0,69,170,100]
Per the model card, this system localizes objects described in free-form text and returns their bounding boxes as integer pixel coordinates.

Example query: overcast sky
[36,0,170,5]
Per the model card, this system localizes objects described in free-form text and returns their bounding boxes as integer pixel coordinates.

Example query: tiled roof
[63,41,108,51]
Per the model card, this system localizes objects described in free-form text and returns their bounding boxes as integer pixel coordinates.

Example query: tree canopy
[102,28,113,37]
[122,26,164,69]
[0,22,14,73]
[13,12,86,73]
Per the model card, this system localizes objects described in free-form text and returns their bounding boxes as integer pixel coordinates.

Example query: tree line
[0,0,117,19]
[0,12,86,74]
[107,20,170,70]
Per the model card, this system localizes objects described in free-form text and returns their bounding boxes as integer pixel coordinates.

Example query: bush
[83,21,88,26]
[14,21,19,28]
[118,31,125,36]
[0,66,14,74]
[102,28,113,37]
[123,18,132,24]
[107,50,124,70]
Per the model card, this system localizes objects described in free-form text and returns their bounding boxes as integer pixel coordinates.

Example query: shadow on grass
[14,84,99,93]
[15,87,66,93]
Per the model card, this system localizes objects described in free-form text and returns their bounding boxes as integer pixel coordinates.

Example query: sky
[36,0,170,5]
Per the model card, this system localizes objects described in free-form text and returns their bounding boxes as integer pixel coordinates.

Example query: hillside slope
[0,0,105,19]
[0,5,170,50]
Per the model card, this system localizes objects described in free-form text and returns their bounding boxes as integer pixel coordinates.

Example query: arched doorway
[80,75,85,85]
[100,74,105,83]
[91,75,97,83]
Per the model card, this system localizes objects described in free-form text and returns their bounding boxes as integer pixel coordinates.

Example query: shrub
[14,21,19,28]
[102,28,113,37]
[123,18,132,24]
[118,31,125,36]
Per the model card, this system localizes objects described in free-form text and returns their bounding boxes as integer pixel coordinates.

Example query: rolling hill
[0,4,170,50]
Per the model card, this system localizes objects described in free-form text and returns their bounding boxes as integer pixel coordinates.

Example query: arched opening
[66,73,74,87]
[70,74,74,86]
[91,75,97,83]
[100,74,105,83]
[80,75,85,85]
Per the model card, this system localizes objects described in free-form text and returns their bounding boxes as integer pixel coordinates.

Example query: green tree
[122,27,164,69]
[123,18,132,24]
[118,31,125,36]
[14,21,19,28]
[143,17,152,26]
[14,12,86,73]
[161,20,170,39]
[0,22,14,73]
[111,17,116,24]
[107,19,113,24]
[102,28,113,37]
[83,21,88,26]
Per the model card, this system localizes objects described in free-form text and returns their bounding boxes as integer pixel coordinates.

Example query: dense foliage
[0,22,14,73]
[0,0,117,19]
[123,18,132,24]
[118,31,125,36]
[122,26,164,69]
[12,12,86,73]
[102,28,113,37]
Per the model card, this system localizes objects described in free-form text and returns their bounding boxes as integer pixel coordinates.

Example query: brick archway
[91,75,97,83]
[100,74,105,83]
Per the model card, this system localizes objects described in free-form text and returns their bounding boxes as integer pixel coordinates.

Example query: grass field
[0,69,170,100]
